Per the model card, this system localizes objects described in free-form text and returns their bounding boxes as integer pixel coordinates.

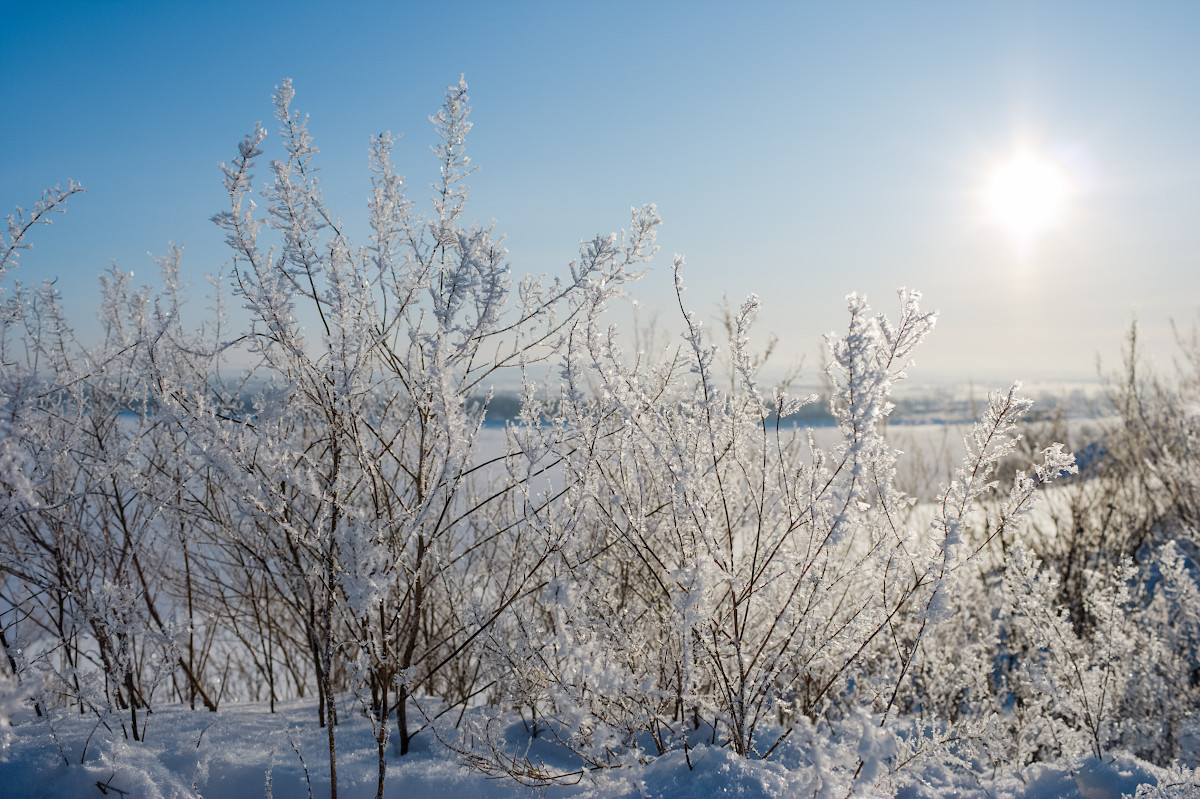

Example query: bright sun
[985,150,1073,252]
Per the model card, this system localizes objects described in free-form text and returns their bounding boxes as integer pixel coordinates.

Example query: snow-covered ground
[1,695,1190,799]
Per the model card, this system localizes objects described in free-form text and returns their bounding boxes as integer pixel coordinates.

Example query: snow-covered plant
[0,183,85,539]
[1134,762,1200,799]
[16,80,1179,798]
[0,237,202,745]
[0,185,139,741]
[142,76,657,799]
[1123,541,1200,763]
[1103,320,1200,544]
[0,656,27,759]
[960,317,1200,769]
[470,267,1075,795]
[1000,546,1136,761]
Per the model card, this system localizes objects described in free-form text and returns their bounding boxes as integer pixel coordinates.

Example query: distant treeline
[106,384,1105,429]
[470,385,1107,427]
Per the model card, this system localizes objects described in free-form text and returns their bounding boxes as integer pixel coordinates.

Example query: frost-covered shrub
[0,665,25,758]
[464,261,1076,795]
[0,183,189,744]
[23,74,1200,799]
[139,76,659,799]
[963,321,1200,769]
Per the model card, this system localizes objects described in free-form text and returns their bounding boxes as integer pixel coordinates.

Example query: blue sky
[4,1,1199,386]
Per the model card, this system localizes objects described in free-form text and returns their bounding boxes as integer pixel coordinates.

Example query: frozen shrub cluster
[0,77,1196,798]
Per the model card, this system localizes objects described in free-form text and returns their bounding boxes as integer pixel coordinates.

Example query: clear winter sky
[3,1,1199,388]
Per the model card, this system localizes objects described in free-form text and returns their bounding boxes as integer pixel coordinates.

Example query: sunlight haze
[986,149,1075,258]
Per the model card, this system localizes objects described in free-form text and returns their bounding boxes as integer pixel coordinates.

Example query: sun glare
[986,150,1073,253]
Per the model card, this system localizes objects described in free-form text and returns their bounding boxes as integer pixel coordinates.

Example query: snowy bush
[455,262,1079,795]
[3,76,1198,799]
